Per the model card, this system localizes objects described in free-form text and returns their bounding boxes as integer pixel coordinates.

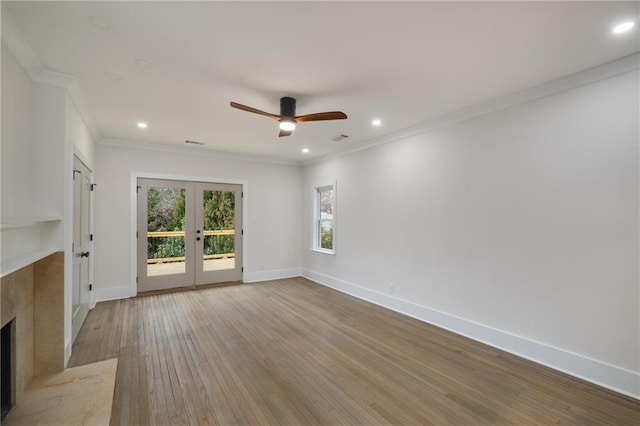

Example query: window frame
[312,183,336,255]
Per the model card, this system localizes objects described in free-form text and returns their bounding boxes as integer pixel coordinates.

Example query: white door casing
[137,178,243,293]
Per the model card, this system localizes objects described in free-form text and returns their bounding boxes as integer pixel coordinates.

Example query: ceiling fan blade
[295,111,347,123]
[279,129,293,137]
[230,102,280,120]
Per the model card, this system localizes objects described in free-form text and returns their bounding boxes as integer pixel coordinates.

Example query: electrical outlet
[388,282,395,294]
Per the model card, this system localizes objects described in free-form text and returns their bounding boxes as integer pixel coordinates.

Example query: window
[313,184,335,254]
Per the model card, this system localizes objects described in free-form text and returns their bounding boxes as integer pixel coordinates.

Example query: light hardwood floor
[69,277,640,425]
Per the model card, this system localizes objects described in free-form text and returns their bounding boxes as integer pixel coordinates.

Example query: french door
[137,178,243,292]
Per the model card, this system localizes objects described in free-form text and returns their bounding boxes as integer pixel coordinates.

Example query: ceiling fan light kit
[230,96,347,137]
[279,120,296,131]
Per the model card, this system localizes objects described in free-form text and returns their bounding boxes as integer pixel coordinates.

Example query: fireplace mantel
[0,217,62,278]
[1,250,58,279]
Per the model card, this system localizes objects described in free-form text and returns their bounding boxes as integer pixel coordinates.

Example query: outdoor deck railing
[147,230,235,264]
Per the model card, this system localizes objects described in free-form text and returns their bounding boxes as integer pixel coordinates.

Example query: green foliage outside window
[321,227,333,250]
[203,190,235,255]
[146,187,235,260]
[316,186,335,252]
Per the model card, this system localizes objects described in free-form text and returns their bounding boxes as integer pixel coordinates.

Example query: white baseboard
[302,268,640,400]
[95,285,134,303]
[244,267,302,283]
[93,267,301,302]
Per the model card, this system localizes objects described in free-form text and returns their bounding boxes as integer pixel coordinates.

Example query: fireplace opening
[1,318,15,422]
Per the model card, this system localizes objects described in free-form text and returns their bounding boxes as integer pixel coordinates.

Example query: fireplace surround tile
[33,253,64,375]
[0,266,34,403]
[0,252,64,408]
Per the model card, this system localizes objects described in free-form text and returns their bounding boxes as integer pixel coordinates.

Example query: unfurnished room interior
[1,1,639,425]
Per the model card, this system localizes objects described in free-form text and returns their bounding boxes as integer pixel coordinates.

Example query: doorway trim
[129,172,248,296]
[72,155,93,341]
[65,148,95,362]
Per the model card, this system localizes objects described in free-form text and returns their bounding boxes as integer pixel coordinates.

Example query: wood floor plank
[70,278,640,425]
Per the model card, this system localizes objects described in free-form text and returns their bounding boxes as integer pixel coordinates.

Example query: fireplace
[1,318,15,422]
[0,252,64,413]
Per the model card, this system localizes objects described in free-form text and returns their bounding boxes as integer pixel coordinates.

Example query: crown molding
[98,138,301,167]
[302,52,640,167]
[1,5,101,141]
[3,2,636,169]
[1,7,73,88]
[66,82,102,142]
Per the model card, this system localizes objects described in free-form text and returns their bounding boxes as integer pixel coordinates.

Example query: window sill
[311,248,336,256]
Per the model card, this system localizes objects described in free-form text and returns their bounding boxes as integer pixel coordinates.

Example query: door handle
[80,251,90,258]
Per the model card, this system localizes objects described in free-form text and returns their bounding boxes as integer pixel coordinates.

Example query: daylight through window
[314,184,335,254]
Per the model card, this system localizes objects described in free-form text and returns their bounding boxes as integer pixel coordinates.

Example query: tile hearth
[2,358,117,426]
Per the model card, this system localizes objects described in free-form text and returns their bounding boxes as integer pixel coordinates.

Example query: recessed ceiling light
[106,72,123,81]
[137,122,148,129]
[612,21,635,34]
[372,119,382,126]
[302,148,310,153]
[88,16,113,32]
[134,58,150,68]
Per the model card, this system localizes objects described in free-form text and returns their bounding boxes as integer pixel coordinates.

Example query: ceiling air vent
[331,134,349,142]
[185,140,205,146]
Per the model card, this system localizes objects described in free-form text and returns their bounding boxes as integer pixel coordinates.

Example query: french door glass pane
[146,186,186,276]
[202,190,235,272]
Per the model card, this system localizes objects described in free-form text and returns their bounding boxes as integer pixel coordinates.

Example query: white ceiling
[4,1,639,163]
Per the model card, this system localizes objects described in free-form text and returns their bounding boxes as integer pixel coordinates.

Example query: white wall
[66,95,96,170]
[64,93,98,359]
[1,44,34,218]
[1,45,67,259]
[31,82,66,220]
[93,143,302,300]
[302,70,639,397]
[1,43,98,363]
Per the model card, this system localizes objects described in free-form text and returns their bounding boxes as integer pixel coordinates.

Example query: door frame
[71,154,93,342]
[129,172,248,296]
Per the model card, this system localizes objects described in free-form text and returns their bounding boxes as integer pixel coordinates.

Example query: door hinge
[90,234,94,241]
[72,243,75,252]
[136,276,139,283]
[89,284,93,291]
[241,229,244,235]
[91,183,96,191]
[241,191,244,198]
[136,231,138,238]
[241,266,244,272]
[73,169,80,180]
[136,185,142,193]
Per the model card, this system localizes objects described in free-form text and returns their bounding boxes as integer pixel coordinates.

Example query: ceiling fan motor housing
[280,97,296,118]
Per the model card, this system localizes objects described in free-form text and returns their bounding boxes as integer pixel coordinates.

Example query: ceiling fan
[230,97,347,137]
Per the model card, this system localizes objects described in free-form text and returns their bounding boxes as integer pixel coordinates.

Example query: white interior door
[137,179,243,293]
[72,156,92,342]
